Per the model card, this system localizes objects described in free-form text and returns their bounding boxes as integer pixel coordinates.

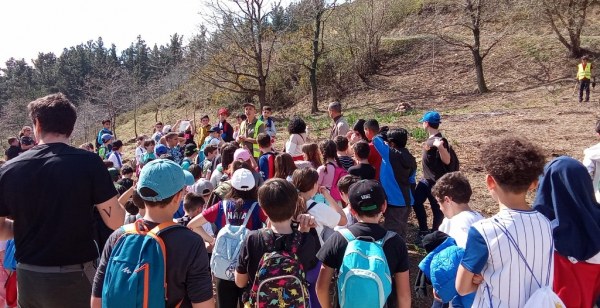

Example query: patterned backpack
[248,229,309,308]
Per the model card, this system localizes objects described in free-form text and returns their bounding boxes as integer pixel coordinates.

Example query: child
[202,145,218,180]
[363,119,383,179]
[317,140,343,191]
[533,157,600,307]
[259,105,277,140]
[181,143,199,171]
[372,128,416,238]
[286,117,307,161]
[456,137,552,307]
[117,165,134,190]
[335,174,361,229]
[348,141,376,180]
[19,126,36,151]
[107,140,123,169]
[274,153,297,181]
[4,138,20,161]
[257,133,276,181]
[316,180,411,308]
[233,113,247,141]
[583,119,600,202]
[218,108,235,142]
[235,179,318,307]
[297,143,322,169]
[334,135,355,170]
[177,192,205,227]
[197,115,211,145]
[141,139,156,166]
[98,134,113,159]
[91,159,213,307]
[96,119,112,150]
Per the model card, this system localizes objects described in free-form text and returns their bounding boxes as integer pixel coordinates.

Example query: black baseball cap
[348,180,386,213]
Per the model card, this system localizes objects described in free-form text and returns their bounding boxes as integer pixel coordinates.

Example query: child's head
[387,128,408,149]
[165,132,179,147]
[101,134,113,145]
[221,143,239,172]
[188,164,202,181]
[348,180,387,218]
[184,143,198,158]
[201,115,210,126]
[108,167,120,182]
[292,167,319,196]
[8,137,18,146]
[183,192,205,217]
[191,178,214,200]
[334,136,349,153]
[258,178,298,222]
[364,119,380,140]
[236,113,247,124]
[419,111,441,130]
[228,168,258,209]
[257,133,272,149]
[352,141,370,160]
[262,106,273,119]
[155,144,169,157]
[288,117,306,135]
[121,165,134,178]
[209,126,220,138]
[154,122,163,133]
[144,139,156,151]
[218,108,229,122]
[480,137,545,200]
[274,153,297,179]
[79,143,94,152]
[337,174,361,204]
[432,172,472,217]
[112,140,123,152]
[234,148,252,163]
[204,145,218,160]
[136,135,146,146]
[319,139,339,165]
[301,143,322,168]
[102,119,111,129]
[21,126,32,137]
[137,159,195,209]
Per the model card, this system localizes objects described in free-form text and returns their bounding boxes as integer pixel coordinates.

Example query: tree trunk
[258,80,267,110]
[134,100,138,138]
[310,12,322,114]
[472,50,488,93]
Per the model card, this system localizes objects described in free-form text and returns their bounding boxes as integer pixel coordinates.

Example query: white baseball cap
[231,168,255,191]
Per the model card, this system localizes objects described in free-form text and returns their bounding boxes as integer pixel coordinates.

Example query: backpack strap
[222,200,231,225]
[339,228,356,242]
[377,231,397,246]
[236,202,258,234]
[290,230,302,254]
[307,201,318,212]
[261,228,276,249]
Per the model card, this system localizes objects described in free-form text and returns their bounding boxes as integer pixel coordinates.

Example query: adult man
[328,101,349,140]
[238,103,265,159]
[0,93,124,307]
[577,56,595,103]
[413,111,454,240]
[96,119,112,151]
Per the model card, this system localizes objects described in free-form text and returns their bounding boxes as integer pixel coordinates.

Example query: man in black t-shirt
[0,93,124,308]
[316,180,411,308]
[413,111,453,238]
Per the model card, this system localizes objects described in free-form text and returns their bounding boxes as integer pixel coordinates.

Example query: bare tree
[542,0,591,58]
[433,0,510,93]
[197,0,284,109]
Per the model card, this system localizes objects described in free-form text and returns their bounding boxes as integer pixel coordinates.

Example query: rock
[395,102,413,113]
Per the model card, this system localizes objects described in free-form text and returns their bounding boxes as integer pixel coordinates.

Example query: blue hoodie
[372,136,416,206]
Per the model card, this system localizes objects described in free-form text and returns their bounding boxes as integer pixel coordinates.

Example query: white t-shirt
[306,199,341,245]
[438,210,484,248]
[285,133,306,157]
[107,152,123,169]
[135,146,146,164]
[334,207,356,231]
[210,164,224,188]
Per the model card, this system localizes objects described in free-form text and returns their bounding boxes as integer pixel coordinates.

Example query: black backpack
[442,138,460,172]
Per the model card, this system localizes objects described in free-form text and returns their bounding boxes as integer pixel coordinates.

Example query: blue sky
[0,0,204,68]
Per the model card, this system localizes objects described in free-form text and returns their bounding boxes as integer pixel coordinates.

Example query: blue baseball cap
[155,144,169,156]
[137,159,195,202]
[101,134,113,143]
[419,111,441,124]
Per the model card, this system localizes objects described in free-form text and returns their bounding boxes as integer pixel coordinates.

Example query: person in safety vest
[237,102,265,160]
[577,55,596,103]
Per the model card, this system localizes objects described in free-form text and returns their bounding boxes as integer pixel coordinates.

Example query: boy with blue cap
[91,159,214,308]
[413,111,456,243]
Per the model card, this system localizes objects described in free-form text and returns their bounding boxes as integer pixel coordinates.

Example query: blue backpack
[337,228,395,308]
[102,220,183,308]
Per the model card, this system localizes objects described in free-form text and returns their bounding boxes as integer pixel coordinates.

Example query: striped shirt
[461,208,554,308]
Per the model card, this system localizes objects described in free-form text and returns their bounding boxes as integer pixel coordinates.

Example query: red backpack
[328,162,348,202]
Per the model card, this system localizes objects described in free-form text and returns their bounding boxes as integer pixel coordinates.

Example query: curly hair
[480,137,545,194]
[288,117,307,135]
[319,139,341,173]
[431,172,472,204]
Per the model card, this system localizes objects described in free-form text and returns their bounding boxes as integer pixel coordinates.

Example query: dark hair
[301,143,322,168]
[237,113,247,121]
[352,141,370,159]
[204,145,218,156]
[263,106,273,112]
[184,192,205,214]
[165,132,179,140]
[258,179,297,222]
[28,93,77,137]
[334,136,349,152]
[480,137,545,194]
[337,175,361,194]
[274,153,297,179]
[201,115,209,120]
[102,119,111,124]
[364,119,380,133]
[595,119,600,134]
[103,160,114,168]
[7,137,18,145]
[136,135,146,142]
[221,143,239,171]
[226,184,258,210]
[257,133,272,148]
[352,119,368,141]
[141,188,181,208]
[188,164,202,180]
[292,168,319,215]
[428,122,440,129]
[319,139,341,173]
[288,117,307,135]
[431,172,472,204]
[388,128,408,149]
[143,139,155,148]
[112,140,123,150]
[121,165,134,175]
[155,122,163,126]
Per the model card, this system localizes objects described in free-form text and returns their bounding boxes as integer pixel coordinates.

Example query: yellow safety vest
[578,63,592,80]
[240,118,264,157]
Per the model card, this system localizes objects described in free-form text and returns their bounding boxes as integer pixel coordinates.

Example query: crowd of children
[1,95,600,308]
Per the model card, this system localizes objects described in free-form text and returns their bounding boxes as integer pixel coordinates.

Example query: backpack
[197,136,215,167]
[101,220,184,308]
[98,145,109,160]
[327,162,348,202]
[440,138,459,172]
[210,201,258,281]
[248,229,310,308]
[489,221,565,308]
[337,228,396,308]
